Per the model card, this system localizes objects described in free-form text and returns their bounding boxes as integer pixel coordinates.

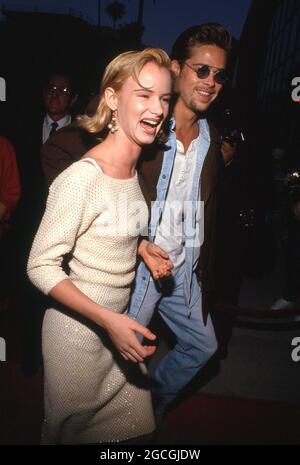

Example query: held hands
[138,239,173,280]
[103,311,157,363]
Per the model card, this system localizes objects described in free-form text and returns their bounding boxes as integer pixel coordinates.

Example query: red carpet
[161,393,300,444]
[1,298,300,445]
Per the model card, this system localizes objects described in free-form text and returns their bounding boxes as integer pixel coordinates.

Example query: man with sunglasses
[128,23,233,420]
[42,73,78,143]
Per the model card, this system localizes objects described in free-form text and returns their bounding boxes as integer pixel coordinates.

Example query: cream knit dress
[27,158,155,444]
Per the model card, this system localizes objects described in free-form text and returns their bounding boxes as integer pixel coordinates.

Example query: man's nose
[202,70,216,86]
[50,90,61,98]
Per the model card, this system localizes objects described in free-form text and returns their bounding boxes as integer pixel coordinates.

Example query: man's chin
[190,102,211,113]
[47,110,67,119]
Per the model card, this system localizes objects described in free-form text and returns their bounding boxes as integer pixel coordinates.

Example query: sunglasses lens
[215,72,228,84]
[196,65,210,79]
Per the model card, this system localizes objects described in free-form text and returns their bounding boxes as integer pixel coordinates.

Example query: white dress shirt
[42,114,71,144]
[154,134,200,271]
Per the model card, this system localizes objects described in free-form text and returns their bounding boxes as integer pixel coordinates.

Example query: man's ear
[104,87,118,111]
[171,60,181,78]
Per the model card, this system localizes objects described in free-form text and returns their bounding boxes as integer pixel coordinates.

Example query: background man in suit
[15,71,78,220]
[42,73,78,144]
[15,71,78,375]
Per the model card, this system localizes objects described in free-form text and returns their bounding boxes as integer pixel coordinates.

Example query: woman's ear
[104,87,118,111]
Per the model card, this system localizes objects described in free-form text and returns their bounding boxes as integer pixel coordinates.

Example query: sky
[0,0,252,52]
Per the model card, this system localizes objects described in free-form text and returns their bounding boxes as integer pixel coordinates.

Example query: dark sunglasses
[183,62,228,85]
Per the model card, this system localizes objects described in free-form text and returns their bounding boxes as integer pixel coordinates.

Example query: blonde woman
[27,48,172,444]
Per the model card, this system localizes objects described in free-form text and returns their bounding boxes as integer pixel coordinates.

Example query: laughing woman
[27,48,172,445]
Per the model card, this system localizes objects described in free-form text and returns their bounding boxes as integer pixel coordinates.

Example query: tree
[105,1,126,30]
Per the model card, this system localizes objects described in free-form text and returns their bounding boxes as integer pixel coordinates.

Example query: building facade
[236,0,300,160]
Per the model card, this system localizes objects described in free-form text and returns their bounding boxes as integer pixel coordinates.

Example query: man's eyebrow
[191,62,225,70]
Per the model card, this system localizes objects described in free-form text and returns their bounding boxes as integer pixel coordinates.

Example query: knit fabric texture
[27,159,155,444]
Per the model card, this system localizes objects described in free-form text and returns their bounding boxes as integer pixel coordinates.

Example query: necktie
[49,122,58,137]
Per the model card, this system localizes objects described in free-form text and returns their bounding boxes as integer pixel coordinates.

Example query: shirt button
[162,174,166,179]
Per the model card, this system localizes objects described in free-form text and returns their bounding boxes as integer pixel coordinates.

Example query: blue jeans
[129,266,218,414]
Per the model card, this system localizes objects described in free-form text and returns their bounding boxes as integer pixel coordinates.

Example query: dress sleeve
[27,164,91,295]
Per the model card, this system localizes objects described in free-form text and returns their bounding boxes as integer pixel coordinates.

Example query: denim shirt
[129,117,211,318]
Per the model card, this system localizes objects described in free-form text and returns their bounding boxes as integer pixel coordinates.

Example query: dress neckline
[81,157,137,182]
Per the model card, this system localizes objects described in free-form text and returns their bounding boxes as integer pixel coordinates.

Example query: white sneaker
[271,297,296,310]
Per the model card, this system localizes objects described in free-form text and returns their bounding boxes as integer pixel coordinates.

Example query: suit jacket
[41,121,224,314]
[41,124,100,187]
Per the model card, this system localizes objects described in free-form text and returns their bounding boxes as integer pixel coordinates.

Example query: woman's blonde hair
[77,48,171,134]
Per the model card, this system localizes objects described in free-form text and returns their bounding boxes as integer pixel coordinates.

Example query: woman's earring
[108,110,118,133]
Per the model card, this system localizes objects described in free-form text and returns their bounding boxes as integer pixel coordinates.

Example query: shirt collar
[44,113,71,128]
[170,115,209,138]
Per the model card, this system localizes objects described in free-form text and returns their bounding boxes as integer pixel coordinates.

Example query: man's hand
[138,239,173,280]
[221,140,237,166]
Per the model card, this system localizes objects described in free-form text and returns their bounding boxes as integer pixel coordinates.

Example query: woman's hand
[138,239,173,280]
[47,280,156,363]
[102,311,157,363]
